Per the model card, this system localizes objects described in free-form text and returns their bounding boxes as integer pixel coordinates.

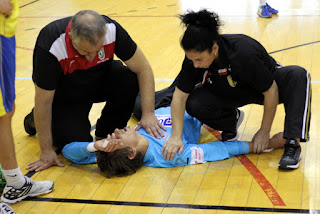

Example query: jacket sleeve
[62,142,97,164]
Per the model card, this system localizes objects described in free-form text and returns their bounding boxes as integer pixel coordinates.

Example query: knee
[275,66,310,90]
[124,71,139,95]
[186,95,203,117]
[288,65,310,81]
[0,107,15,121]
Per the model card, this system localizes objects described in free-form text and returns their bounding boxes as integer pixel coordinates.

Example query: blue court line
[25,197,319,213]
[16,77,32,79]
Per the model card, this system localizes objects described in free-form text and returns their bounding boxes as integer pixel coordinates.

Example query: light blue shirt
[62,107,249,167]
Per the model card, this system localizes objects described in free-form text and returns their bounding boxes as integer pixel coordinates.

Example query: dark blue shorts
[0,35,16,116]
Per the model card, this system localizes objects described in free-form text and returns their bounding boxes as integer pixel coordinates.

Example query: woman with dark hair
[161,9,311,170]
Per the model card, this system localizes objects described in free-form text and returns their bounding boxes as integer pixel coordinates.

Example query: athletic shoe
[221,109,244,141]
[278,139,302,169]
[0,202,17,214]
[1,176,54,204]
[257,5,272,18]
[266,3,278,14]
[24,109,36,135]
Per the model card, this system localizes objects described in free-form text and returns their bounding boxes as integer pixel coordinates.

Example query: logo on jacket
[156,115,172,127]
[227,75,237,87]
[69,60,75,68]
[190,147,205,165]
[98,48,105,60]
[202,70,213,85]
[218,68,228,75]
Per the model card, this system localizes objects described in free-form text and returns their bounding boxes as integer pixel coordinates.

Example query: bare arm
[26,85,63,171]
[252,80,279,153]
[249,132,286,152]
[171,87,189,140]
[161,87,189,160]
[125,46,165,138]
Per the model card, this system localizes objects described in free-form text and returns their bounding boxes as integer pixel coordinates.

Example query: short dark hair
[96,148,144,178]
[180,9,222,52]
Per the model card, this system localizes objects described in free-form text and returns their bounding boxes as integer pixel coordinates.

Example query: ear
[212,43,219,52]
[128,148,137,160]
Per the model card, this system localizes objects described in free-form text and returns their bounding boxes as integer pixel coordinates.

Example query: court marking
[24,197,319,213]
[202,124,222,140]
[268,41,320,54]
[19,0,40,8]
[237,155,286,206]
[16,46,33,51]
[202,125,286,207]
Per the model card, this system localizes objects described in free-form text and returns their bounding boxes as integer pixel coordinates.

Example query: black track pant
[51,60,139,148]
[185,65,311,141]
[135,65,312,141]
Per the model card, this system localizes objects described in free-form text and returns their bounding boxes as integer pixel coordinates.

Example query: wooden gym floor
[8,0,320,213]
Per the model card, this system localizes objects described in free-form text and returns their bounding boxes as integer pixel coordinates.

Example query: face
[71,34,105,61]
[113,126,138,148]
[185,44,218,69]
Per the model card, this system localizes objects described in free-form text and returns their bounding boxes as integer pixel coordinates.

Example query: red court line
[202,124,222,141]
[237,155,286,206]
[17,46,33,51]
[202,125,286,207]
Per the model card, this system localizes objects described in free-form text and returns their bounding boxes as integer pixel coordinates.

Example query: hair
[70,10,107,46]
[180,9,222,52]
[96,148,144,178]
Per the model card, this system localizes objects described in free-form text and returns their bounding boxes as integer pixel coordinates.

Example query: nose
[193,61,201,68]
[86,52,96,61]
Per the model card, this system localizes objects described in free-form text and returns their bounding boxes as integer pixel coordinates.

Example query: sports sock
[259,0,266,6]
[2,167,25,188]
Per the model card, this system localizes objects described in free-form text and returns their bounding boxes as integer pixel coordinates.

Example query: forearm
[34,84,56,152]
[171,88,188,139]
[260,81,278,133]
[34,103,53,152]
[137,66,155,116]
[62,142,96,164]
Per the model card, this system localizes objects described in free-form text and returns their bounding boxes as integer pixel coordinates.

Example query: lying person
[62,107,286,178]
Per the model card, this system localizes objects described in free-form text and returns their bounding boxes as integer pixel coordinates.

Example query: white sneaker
[1,176,54,204]
[0,202,17,214]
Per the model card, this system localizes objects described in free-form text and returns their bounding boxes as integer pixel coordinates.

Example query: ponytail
[180,9,222,52]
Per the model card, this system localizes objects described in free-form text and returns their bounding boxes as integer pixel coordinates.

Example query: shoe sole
[278,153,302,170]
[225,110,244,141]
[257,14,272,18]
[0,183,54,204]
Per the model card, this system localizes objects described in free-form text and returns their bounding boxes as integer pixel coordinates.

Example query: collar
[65,22,79,58]
[210,40,229,70]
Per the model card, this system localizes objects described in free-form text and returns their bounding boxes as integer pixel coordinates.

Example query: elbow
[264,80,279,97]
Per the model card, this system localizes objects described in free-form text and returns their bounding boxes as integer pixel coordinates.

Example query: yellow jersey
[0,0,19,37]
